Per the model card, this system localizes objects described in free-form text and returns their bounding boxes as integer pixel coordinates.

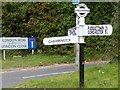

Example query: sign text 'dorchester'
[78,25,112,36]
[43,36,78,45]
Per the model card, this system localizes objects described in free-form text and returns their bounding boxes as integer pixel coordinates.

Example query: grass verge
[2,53,74,69]
[14,63,118,88]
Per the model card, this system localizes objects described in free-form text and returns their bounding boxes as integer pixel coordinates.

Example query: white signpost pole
[31,36,34,55]
[43,2,113,88]
[78,16,86,88]
[75,9,79,70]
[75,3,90,87]
[3,37,6,60]
[3,50,5,60]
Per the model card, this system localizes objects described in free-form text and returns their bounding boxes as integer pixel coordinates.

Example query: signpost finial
[72,0,80,5]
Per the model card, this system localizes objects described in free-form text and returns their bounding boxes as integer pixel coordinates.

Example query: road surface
[2,63,107,88]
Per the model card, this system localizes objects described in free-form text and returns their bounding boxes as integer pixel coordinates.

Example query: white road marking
[22,71,75,79]
[0,72,4,74]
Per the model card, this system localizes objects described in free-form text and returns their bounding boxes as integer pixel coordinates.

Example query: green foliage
[2,2,118,60]
[84,2,118,62]
[2,53,74,69]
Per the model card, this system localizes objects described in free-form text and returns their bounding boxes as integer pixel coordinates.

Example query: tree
[2,2,117,60]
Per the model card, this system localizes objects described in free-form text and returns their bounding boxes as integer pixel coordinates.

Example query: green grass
[14,63,118,88]
[2,53,74,69]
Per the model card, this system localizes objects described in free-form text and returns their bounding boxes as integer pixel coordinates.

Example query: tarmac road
[2,62,107,88]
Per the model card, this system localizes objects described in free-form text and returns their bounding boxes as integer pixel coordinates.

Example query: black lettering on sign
[2,39,17,42]
[17,45,27,48]
[48,39,71,44]
[18,39,26,42]
[105,26,108,34]
[48,40,52,43]
[88,26,104,34]
[70,30,76,35]
[1,45,16,48]
[69,29,77,36]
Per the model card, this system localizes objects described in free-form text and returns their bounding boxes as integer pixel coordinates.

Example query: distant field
[2,53,74,69]
[14,63,118,88]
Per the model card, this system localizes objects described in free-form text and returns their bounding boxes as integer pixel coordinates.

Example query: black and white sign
[0,37,28,49]
[75,3,90,17]
[68,27,77,36]
[43,3,113,87]
[0,37,37,50]
[43,36,78,45]
[77,25,113,36]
